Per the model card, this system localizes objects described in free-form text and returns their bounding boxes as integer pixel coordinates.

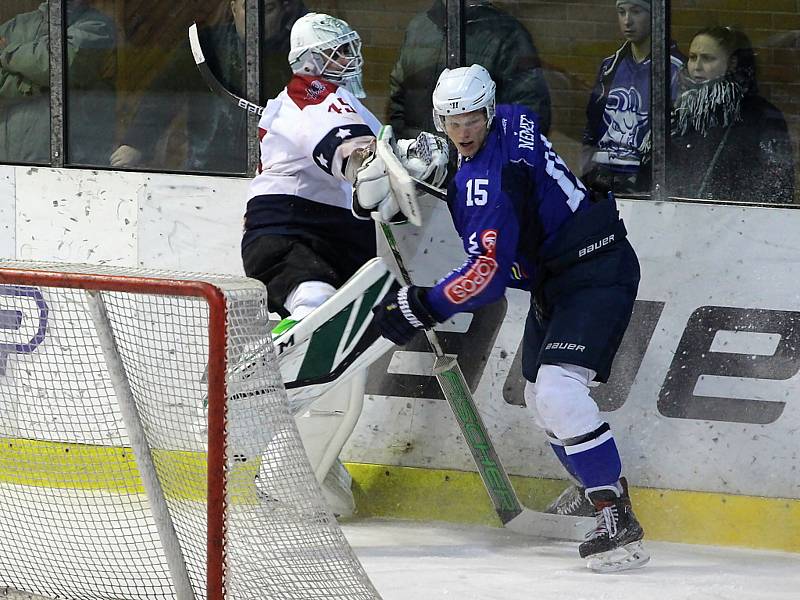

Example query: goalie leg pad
[275,257,397,413]
[295,371,366,484]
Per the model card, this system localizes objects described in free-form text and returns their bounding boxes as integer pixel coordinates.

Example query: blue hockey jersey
[426,104,591,321]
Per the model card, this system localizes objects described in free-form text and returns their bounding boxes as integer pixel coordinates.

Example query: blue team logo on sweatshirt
[598,86,649,165]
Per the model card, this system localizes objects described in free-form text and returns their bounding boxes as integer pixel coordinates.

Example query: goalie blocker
[351,125,448,225]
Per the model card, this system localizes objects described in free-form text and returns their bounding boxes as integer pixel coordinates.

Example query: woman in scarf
[669,26,795,203]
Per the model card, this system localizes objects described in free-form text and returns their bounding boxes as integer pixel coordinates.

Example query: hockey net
[0,260,381,600]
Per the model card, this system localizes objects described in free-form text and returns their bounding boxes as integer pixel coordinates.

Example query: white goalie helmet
[432,64,497,132]
[288,13,365,98]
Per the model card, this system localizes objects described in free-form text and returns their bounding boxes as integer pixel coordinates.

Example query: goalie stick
[187,23,446,202]
[379,222,594,541]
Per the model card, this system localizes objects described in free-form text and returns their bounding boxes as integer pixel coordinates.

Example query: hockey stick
[380,222,594,541]
[187,23,446,202]
[188,23,264,116]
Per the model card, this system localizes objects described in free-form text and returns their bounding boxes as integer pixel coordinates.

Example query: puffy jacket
[388,1,551,139]
[0,2,116,164]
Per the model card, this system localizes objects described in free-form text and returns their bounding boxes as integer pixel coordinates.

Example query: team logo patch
[306,79,327,100]
[444,230,498,304]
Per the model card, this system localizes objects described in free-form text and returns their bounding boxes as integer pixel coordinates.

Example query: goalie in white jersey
[244,13,379,320]
[242,12,446,514]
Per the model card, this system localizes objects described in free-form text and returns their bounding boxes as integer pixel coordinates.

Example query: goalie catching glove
[372,285,441,345]
[396,132,449,187]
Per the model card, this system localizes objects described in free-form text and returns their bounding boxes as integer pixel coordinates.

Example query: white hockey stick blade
[188,23,205,65]
[376,125,422,226]
[505,508,595,542]
[275,258,397,413]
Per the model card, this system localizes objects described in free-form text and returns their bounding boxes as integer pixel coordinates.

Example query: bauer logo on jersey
[578,234,615,258]
[444,230,498,304]
[544,341,587,352]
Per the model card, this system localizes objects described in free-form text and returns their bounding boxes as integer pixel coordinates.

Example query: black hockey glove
[372,285,438,345]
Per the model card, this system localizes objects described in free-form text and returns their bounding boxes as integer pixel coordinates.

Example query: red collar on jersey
[288,75,340,109]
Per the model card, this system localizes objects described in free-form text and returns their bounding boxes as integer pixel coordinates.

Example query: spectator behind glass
[669,26,795,203]
[0,0,116,164]
[582,0,682,193]
[110,0,307,172]
[388,0,551,140]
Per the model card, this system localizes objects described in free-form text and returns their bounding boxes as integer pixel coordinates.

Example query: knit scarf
[671,68,744,138]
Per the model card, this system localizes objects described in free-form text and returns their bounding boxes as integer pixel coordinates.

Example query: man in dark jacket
[388,0,551,140]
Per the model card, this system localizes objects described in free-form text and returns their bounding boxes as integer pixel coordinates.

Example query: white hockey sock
[285,281,337,320]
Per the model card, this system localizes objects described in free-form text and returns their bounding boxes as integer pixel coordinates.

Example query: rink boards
[1,165,798,552]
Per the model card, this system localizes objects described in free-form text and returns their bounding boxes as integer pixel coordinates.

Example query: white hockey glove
[352,151,402,223]
[396,132,449,187]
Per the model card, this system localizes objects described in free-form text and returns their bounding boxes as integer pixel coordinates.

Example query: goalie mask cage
[0,260,381,600]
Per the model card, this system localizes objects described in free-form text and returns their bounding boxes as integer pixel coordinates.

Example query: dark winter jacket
[669,93,795,203]
[388,1,551,139]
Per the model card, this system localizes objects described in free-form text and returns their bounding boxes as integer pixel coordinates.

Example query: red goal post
[0,261,380,600]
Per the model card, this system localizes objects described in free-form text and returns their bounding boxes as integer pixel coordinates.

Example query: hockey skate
[545,483,594,517]
[578,478,650,573]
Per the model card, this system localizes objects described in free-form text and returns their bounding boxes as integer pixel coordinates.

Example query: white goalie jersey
[247,74,381,209]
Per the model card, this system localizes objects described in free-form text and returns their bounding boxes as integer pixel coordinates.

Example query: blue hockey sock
[546,433,581,483]
[562,423,622,491]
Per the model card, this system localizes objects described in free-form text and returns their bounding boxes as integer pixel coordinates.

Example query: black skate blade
[586,541,650,573]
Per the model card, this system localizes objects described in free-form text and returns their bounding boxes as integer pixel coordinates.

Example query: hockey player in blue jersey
[364,64,648,572]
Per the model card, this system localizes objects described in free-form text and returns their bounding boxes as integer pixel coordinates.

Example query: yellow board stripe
[345,462,800,553]
[3,439,796,552]
[0,438,260,503]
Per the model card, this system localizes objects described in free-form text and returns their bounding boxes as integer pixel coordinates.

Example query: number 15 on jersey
[466,178,489,206]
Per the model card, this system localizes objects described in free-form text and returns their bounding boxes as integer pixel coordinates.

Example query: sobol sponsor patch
[444,230,498,304]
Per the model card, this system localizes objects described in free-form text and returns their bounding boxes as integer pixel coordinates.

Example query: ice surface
[3,518,797,599]
[342,519,800,600]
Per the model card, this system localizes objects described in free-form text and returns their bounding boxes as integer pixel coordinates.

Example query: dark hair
[691,26,758,93]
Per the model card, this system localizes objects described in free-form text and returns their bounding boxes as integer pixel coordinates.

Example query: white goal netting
[0,260,381,600]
